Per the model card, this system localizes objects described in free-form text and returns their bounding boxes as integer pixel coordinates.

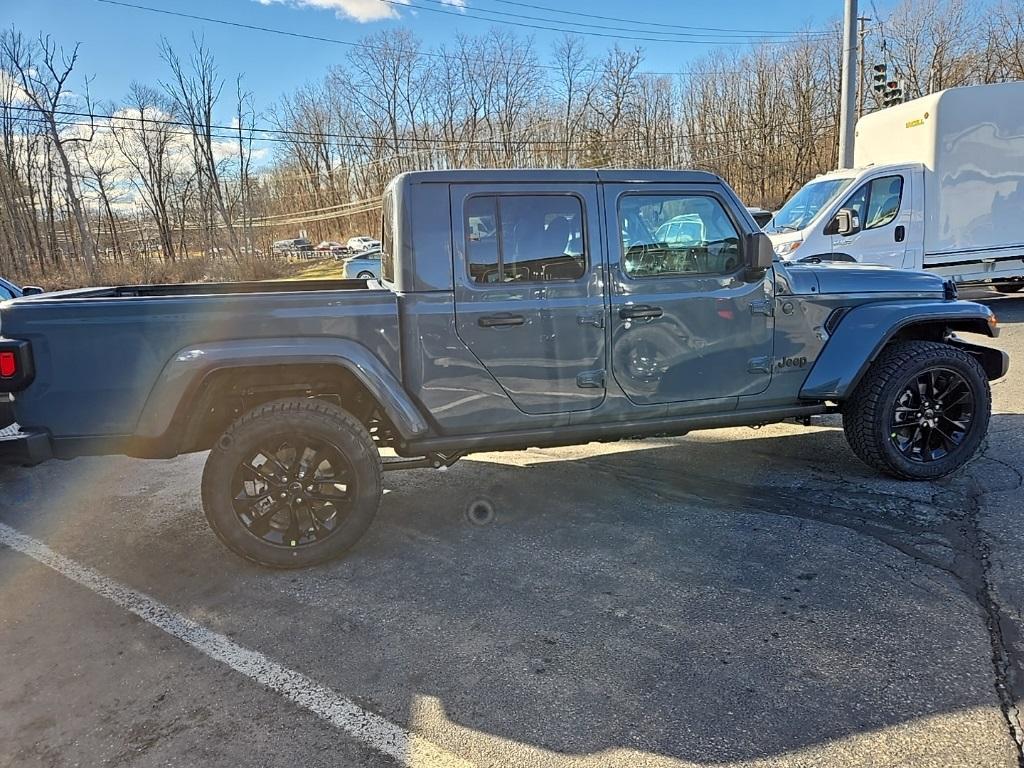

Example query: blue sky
[6,0,855,117]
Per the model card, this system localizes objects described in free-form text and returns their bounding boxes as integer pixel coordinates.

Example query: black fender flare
[134,337,430,444]
[800,300,1000,400]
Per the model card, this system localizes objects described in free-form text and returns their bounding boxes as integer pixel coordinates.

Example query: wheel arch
[800,300,1002,401]
[133,338,430,457]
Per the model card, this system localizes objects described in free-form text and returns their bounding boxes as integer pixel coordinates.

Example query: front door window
[619,194,743,278]
[839,175,904,232]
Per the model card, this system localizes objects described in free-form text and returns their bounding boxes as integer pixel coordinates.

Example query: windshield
[768,177,854,233]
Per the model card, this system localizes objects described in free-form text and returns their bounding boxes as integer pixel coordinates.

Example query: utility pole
[838,0,858,169]
[857,15,871,118]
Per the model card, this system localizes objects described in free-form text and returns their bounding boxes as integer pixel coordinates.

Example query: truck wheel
[842,341,990,480]
[201,398,382,568]
[995,282,1024,293]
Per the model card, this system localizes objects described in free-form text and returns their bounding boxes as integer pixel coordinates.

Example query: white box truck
[767,81,1024,288]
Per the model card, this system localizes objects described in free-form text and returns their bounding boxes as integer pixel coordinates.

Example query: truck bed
[1,280,401,439]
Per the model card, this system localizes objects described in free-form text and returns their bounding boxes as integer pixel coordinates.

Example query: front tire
[842,341,990,480]
[201,398,382,568]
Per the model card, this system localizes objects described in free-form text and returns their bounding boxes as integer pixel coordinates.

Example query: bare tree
[110,83,182,263]
[591,45,644,167]
[869,0,980,99]
[981,0,1024,81]
[551,35,597,167]
[235,76,257,260]
[1,28,97,272]
[8,0,1024,289]
[160,36,240,261]
[79,115,124,262]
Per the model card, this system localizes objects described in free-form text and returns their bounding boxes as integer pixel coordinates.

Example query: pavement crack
[964,472,1024,767]
[592,452,1024,763]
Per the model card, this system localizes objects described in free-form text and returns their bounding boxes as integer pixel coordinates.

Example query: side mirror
[20,286,44,296]
[824,208,860,237]
[745,232,774,279]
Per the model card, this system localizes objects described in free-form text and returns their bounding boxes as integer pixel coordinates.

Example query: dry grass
[10,254,302,291]
[278,257,344,281]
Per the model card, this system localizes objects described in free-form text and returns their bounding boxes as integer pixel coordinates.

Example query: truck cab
[767,163,924,269]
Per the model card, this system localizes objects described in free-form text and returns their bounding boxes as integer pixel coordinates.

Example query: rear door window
[465,195,586,284]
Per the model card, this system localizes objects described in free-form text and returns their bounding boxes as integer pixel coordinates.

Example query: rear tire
[201,398,382,568]
[994,281,1024,293]
[357,271,375,280]
[842,341,990,480]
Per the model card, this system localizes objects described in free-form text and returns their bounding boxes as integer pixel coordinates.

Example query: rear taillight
[0,341,33,391]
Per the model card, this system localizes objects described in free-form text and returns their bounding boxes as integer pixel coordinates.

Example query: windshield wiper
[771,224,800,233]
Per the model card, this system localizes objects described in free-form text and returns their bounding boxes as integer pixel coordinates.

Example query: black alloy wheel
[888,367,975,464]
[202,398,382,568]
[842,340,991,480]
[232,438,355,549]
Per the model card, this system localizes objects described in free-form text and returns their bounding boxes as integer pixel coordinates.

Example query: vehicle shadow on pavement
[353,416,1020,764]
[0,415,1021,766]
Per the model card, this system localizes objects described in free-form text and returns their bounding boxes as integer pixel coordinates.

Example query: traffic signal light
[883,80,904,107]
[872,64,887,94]
[870,64,905,108]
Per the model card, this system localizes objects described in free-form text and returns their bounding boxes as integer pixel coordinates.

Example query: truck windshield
[768,178,854,233]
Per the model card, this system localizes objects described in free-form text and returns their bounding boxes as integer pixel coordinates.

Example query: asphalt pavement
[2,290,1023,767]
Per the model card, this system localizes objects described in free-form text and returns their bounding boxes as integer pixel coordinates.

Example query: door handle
[619,305,664,320]
[895,225,906,243]
[478,313,525,328]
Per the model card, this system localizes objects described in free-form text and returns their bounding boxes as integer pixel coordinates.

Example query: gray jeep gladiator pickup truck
[0,170,1008,567]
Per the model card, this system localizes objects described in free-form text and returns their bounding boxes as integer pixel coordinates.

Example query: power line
[91,0,744,77]
[478,0,828,36]
[405,0,829,42]
[8,106,839,155]
[6,105,575,147]
[251,196,381,221]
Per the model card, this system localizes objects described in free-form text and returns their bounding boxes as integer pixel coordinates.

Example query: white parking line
[0,522,472,768]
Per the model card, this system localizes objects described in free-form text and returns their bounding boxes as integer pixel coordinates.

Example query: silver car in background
[341,248,382,280]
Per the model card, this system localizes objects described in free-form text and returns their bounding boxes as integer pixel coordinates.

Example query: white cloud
[258,0,466,23]
[0,70,30,104]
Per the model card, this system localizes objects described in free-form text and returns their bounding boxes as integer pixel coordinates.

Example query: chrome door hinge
[577,369,606,388]
[577,311,605,328]
[750,298,774,316]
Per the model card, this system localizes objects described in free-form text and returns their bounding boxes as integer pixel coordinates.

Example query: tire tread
[842,340,990,480]
[201,397,381,568]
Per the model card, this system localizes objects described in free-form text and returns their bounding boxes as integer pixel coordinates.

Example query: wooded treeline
[1,0,1023,287]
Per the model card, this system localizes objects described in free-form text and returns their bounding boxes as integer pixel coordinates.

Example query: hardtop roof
[393,168,722,185]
